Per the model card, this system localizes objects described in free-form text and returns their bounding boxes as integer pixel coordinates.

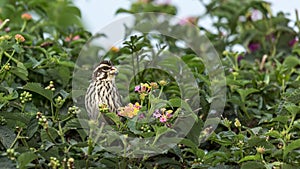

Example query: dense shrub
[0,0,299,168]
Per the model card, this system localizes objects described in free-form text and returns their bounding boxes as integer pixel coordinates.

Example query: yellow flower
[158,80,168,86]
[234,118,241,128]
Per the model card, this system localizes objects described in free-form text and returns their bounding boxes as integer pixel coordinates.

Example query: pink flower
[237,55,244,63]
[251,9,263,21]
[179,17,197,25]
[139,113,145,119]
[248,42,260,52]
[155,0,171,5]
[65,35,80,42]
[72,35,80,41]
[134,85,140,92]
[265,33,275,42]
[159,115,167,123]
[166,110,173,118]
[15,34,25,42]
[153,110,161,118]
[289,38,298,47]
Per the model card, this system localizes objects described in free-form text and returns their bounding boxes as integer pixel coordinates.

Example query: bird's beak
[110,66,118,75]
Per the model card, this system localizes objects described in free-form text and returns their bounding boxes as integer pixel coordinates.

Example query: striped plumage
[85,60,121,120]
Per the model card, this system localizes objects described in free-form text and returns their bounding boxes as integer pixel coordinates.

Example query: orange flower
[21,13,32,21]
[110,46,119,53]
[15,34,25,42]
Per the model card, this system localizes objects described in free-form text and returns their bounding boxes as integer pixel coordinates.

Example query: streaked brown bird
[85,60,122,120]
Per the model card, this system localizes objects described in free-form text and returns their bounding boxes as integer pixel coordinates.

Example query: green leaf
[169,98,182,107]
[105,112,122,127]
[241,161,265,169]
[23,83,53,102]
[47,67,70,87]
[17,152,38,169]
[0,156,16,169]
[283,139,300,160]
[41,127,58,143]
[0,91,18,109]
[26,117,39,139]
[10,62,28,81]
[0,125,16,149]
[284,103,300,116]
[153,126,176,144]
[127,117,142,135]
[238,154,260,163]
[237,88,259,102]
[283,56,300,69]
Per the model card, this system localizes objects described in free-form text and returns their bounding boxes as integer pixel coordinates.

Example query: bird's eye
[101,66,110,71]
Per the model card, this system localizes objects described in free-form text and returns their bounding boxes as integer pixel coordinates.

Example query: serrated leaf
[153,126,176,144]
[63,118,82,133]
[283,139,300,160]
[23,83,53,101]
[284,103,300,116]
[0,126,16,149]
[17,152,38,169]
[26,117,39,139]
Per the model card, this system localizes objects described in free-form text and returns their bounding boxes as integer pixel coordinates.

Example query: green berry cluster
[36,112,48,129]
[67,157,75,169]
[45,81,55,91]
[0,35,11,41]
[20,91,32,104]
[3,63,11,71]
[140,124,152,133]
[68,106,80,116]
[54,96,65,108]
[6,148,16,160]
[48,157,60,169]
[193,157,202,165]
[99,104,109,113]
[0,116,7,125]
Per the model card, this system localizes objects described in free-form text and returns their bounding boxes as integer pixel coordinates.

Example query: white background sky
[74,0,299,34]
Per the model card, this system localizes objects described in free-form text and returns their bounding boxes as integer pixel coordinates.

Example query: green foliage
[0,0,300,168]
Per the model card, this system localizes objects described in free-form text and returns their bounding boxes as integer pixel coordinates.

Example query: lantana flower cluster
[134,81,167,100]
[118,102,141,118]
[153,108,173,123]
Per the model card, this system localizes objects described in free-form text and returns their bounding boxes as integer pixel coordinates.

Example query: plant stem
[20,21,27,32]
[9,128,22,149]
[46,128,56,143]
[58,121,66,143]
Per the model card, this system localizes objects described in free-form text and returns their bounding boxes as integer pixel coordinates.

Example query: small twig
[0,19,10,30]
[259,54,268,71]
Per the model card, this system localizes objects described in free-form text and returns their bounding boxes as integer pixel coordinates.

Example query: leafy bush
[0,0,300,168]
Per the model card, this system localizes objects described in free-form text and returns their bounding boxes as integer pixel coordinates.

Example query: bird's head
[92,60,118,81]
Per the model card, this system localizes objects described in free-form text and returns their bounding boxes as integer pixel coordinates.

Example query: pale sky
[74,0,299,34]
